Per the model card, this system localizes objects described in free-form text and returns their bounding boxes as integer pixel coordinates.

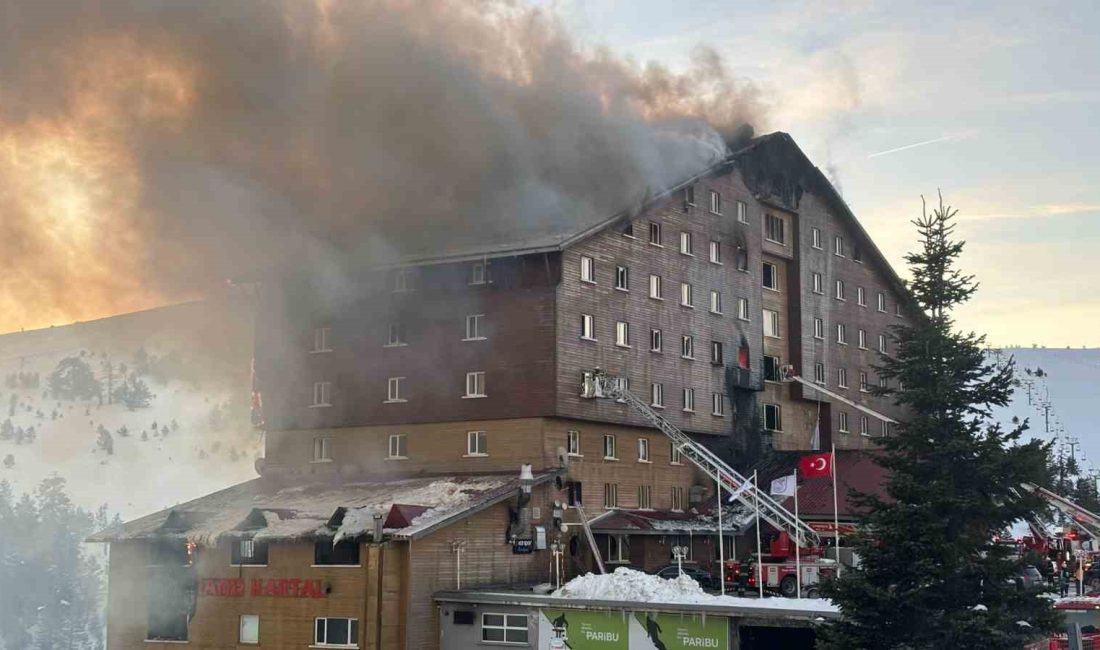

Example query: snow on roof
[89,472,555,545]
[551,567,838,614]
[589,501,755,534]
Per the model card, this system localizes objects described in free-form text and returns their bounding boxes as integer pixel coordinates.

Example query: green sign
[633,612,728,650]
[543,610,629,649]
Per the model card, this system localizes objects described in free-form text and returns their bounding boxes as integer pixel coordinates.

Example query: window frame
[464,314,486,341]
[736,200,748,223]
[838,368,849,389]
[709,290,723,314]
[679,231,694,256]
[764,213,786,245]
[836,323,847,345]
[811,227,822,249]
[464,371,487,398]
[682,387,695,412]
[670,442,683,465]
[857,286,866,306]
[312,437,332,463]
[314,616,359,648]
[835,279,846,300]
[813,317,824,340]
[465,430,488,457]
[385,376,406,403]
[650,328,663,353]
[680,335,694,360]
[762,403,782,432]
[387,433,407,460]
[638,438,650,463]
[812,272,823,294]
[650,382,665,408]
[814,362,826,384]
[469,261,488,286]
[311,381,332,408]
[567,430,581,457]
[385,321,407,347]
[615,265,630,291]
[711,392,725,417]
[649,274,663,300]
[763,309,780,338]
[239,614,260,645]
[637,484,652,509]
[834,235,845,257]
[580,313,596,341]
[684,184,696,206]
[680,282,693,308]
[579,255,596,284]
[648,222,663,246]
[480,613,529,646]
[711,340,724,365]
[603,434,617,460]
[709,240,721,264]
[839,411,850,433]
[312,327,332,353]
[709,190,721,214]
[878,334,887,353]
[615,321,630,348]
[878,292,887,312]
[603,484,619,509]
[762,262,779,291]
[858,329,867,349]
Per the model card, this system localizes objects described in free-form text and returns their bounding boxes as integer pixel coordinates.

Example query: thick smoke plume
[0,0,763,332]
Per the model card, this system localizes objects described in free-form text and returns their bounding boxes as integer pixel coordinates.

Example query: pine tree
[819,196,1060,649]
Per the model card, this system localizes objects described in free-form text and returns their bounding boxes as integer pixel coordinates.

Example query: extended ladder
[582,370,821,548]
[1023,483,1100,539]
[573,503,606,574]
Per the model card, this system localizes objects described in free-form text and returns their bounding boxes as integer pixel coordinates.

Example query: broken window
[314,540,360,566]
[231,539,269,566]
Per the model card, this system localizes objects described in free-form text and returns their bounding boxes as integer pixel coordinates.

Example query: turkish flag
[800,452,833,478]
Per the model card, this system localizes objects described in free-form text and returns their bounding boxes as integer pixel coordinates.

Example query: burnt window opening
[231,538,269,566]
[314,539,361,566]
[146,540,196,642]
[763,356,782,382]
[566,481,583,507]
[148,540,193,567]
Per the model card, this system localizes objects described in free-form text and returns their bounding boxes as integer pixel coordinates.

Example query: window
[312,381,332,407]
[312,437,332,462]
[834,235,845,257]
[638,438,650,462]
[738,346,750,369]
[638,485,652,509]
[736,200,747,223]
[671,487,684,511]
[879,375,889,389]
[878,292,887,312]
[464,371,486,398]
[680,282,693,307]
[650,328,663,352]
[649,222,662,246]
[881,421,890,437]
[604,483,619,508]
[736,246,748,271]
[580,314,596,340]
[683,184,696,206]
[314,541,360,566]
[763,404,782,432]
[387,434,407,459]
[839,411,850,433]
[604,434,617,460]
[814,362,826,384]
[567,430,580,456]
[857,287,866,306]
[709,240,721,264]
[812,272,823,294]
[606,533,629,562]
[708,290,726,314]
[385,321,406,347]
[763,356,782,382]
[466,430,488,456]
[711,393,725,416]
[835,280,846,300]
[765,214,785,244]
[469,261,488,285]
[813,317,824,339]
[738,297,750,320]
[232,539,269,566]
[709,190,721,214]
[763,309,780,338]
[811,227,822,249]
[386,377,405,403]
[615,321,630,347]
[762,262,779,290]
[895,302,902,317]
[650,382,664,408]
[481,613,528,645]
[860,415,870,436]
[670,442,682,464]
[878,334,887,353]
[680,231,694,255]
[615,265,629,291]
[464,314,485,340]
[682,388,695,412]
[239,615,259,645]
[391,269,412,293]
[313,327,332,353]
[580,255,596,283]
[622,222,635,238]
[681,335,694,359]
[315,617,358,648]
[649,274,663,299]
[858,329,867,349]
[860,371,869,392]
[853,244,864,263]
[838,368,849,388]
[711,341,724,365]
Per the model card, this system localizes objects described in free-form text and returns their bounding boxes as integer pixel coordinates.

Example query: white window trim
[567,430,582,457]
[580,314,597,341]
[682,388,696,413]
[312,327,333,354]
[637,438,651,463]
[579,255,596,284]
[384,377,406,404]
[680,282,694,308]
[313,617,359,649]
[648,222,663,247]
[615,321,631,348]
[463,372,487,399]
[709,290,723,315]
[811,227,822,249]
[679,232,694,256]
[387,434,407,460]
[603,435,618,461]
[711,393,725,417]
[469,262,488,286]
[736,200,748,223]
[480,613,529,646]
[709,241,722,265]
[462,314,487,342]
[464,430,488,457]
[311,382,333,408]
[762,262,780,292]
[738,298,750,322]
[648,274,664,301]
[615,266,630,292]
[709,190,722,215]
[312,437,333,464]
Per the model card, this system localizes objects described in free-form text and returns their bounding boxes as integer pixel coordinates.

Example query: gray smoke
[0,0,764,330]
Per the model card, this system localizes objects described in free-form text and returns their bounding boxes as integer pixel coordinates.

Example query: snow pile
[551,567,839,613]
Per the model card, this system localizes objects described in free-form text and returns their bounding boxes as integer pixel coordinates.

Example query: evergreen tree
[47,357,102,401]
[819,196,1059,649]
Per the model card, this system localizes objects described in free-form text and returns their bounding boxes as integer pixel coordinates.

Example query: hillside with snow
[0,294,261,520]
[989,347,1100,469]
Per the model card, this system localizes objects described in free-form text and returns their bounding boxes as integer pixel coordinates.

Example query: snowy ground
[0,299,259,520]
[552,567,839,614]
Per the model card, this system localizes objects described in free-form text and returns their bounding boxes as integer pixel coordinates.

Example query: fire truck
[581,369,836,597]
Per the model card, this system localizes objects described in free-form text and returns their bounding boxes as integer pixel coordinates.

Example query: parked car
[653,564,718,590]
[1011,565,1044,592]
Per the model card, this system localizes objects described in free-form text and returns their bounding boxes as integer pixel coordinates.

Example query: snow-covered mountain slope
[989,347,1100,469]
[0,294,261,520]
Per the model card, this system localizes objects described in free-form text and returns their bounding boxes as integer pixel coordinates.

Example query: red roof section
[384,504,431,529]
[757,451,889,520]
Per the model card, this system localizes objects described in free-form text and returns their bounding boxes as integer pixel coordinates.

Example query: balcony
[727,365,761,391]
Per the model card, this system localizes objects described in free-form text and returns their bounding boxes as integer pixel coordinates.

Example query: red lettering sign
[201,578,325,598]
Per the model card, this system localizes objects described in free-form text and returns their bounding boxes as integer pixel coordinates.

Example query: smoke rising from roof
[0,0,763,332]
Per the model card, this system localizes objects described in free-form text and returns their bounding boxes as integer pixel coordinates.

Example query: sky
[546,0,1100,347]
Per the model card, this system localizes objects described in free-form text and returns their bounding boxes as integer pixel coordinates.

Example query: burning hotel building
[93,132,909,649]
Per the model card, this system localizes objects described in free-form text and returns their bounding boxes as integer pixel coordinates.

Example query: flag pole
[832,443,842,578]
[794,467,802,599]
[754,470,763,598]
[716,470,726,596]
